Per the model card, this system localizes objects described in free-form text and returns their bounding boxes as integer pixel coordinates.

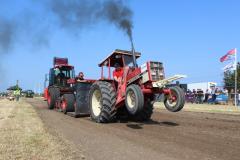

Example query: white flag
[222,61,236,72]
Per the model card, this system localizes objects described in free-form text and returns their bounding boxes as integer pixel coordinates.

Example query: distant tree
[223,62,240,91]
[7,85,22,91]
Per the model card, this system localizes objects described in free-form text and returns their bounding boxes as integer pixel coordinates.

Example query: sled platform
[67,112,90,118]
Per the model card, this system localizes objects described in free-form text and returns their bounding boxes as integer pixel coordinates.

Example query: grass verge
[155,102,240,115]
[0,99,85,160]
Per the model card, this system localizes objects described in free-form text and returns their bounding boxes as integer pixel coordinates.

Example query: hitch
[152,75,187,88]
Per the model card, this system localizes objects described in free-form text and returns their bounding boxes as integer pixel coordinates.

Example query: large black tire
[88,81,117,123]
[131,98,154,121]
[48,88,60,109]
[164,86,185,112]
[125,84,144,115]
[62,94,75,114]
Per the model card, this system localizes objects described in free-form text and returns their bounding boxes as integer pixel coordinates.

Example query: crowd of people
[185,87,229,104]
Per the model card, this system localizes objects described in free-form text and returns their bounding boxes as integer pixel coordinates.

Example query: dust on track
[27,98,240,160]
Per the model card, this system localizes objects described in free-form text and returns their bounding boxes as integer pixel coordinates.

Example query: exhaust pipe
[131,40,138,68]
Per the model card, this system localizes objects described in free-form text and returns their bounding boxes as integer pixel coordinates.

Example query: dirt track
[27,98,240,160]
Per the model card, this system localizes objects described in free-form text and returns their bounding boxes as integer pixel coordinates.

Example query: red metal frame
[54,57,68,65]
[44,88,48,101]
[126,68,141,82]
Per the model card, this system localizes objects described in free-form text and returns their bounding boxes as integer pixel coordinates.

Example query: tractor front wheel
[125,84,144,115]
[88,81,117,123]
[164,86,185,112]
[61,94,75,114]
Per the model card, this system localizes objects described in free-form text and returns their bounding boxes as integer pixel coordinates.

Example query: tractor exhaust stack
[131,41,138,68]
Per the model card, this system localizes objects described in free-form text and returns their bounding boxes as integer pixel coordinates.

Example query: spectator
[186,89,191,94]
[13,89,21,101]
[223,88,228,96]
[185,89,195,103]
[216,88,219,94]
[204,89,210,103]
[193,89,197,97]
[196,89,204,104]
[211,87,217,102]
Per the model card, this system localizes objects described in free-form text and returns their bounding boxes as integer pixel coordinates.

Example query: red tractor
[45,57,76,113]
[88,49,186,123]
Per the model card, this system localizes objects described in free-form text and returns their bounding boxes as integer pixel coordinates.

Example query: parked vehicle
[22,90,34,98]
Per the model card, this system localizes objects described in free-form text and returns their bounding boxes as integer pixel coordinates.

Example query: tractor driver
[57,71,65,78]
[113,63,124,82]
[76,72,85,82]
[56,69,65,86]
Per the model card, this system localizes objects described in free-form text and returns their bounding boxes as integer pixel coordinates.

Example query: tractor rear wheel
[61,94,75,114]
[164,86,185,112]
[131,98,154,121]
[47,88,60,109]
[125,84,144,115]
[88,81,117,123]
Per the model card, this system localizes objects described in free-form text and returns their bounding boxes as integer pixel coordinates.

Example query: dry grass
[155,102,240,115]
[0,99,85,160]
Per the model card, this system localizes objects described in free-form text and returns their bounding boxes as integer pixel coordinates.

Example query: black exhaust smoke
[49,0,137,66]
[49,0,133,39]
[0,18,16,53]
[0,0,135,54]
[99,0,137,67]
[0,0,136,64]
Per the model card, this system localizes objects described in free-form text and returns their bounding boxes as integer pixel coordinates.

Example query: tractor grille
[149,62,164,81]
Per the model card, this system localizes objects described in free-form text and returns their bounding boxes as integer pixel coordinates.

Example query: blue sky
[0,0,239,92]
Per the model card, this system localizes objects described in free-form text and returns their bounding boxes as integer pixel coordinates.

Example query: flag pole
[235,48,237,107]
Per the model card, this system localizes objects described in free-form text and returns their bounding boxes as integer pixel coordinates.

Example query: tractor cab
[49,57,75,87]
[98,49,141,80]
